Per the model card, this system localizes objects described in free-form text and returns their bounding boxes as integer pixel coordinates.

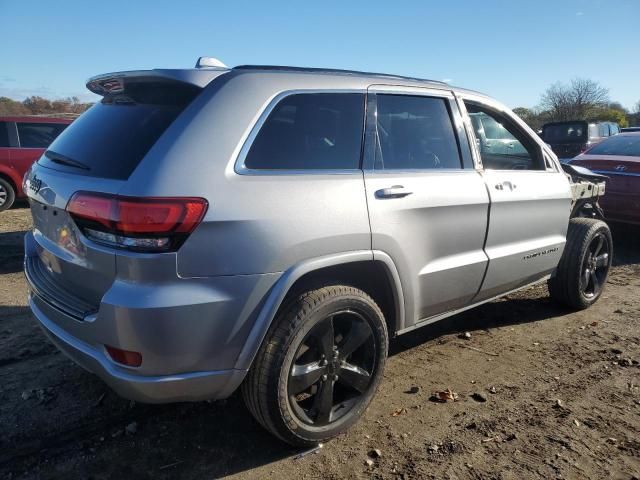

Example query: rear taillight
[67,192,208,252]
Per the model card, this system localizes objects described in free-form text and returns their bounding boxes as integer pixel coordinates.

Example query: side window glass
[598,124,609,137]
[244,93,364,170]
[0,122,10,148]
[375,94,462,170]
[465,102,544,170]
[17,122,67,148]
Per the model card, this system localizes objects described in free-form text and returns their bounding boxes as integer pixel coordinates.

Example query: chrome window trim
[364,168,476,175]
[454,94,483,170]
[233,88,367,176]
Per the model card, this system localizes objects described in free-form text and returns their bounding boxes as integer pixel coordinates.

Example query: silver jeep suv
[24,59,612,446]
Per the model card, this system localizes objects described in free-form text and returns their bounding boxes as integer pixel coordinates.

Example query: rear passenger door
[459,96,572,301]
[363,86,490,327]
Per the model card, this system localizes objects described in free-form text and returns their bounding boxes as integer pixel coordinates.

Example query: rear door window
[0,122,10,147]
[244,93,365,170]
[375,94,463,170]
[39,83,200,180]
[17,122,68,148]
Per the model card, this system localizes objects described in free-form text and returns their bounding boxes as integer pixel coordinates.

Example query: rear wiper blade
[44,150,91,171]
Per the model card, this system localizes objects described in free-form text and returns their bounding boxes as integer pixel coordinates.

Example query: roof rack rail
[233,65,447,85]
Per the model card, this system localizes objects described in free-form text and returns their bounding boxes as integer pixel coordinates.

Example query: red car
[570,132,640,225]
[0,116,72,211]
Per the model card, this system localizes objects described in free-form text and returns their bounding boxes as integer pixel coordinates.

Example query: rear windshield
[542,123,587,143]
[39,82,200,180]
[587,135,640,156]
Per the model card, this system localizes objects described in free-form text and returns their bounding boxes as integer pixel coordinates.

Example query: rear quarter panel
[122,71,373,277]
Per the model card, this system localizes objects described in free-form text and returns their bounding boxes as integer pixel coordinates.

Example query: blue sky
[1,0,638,110]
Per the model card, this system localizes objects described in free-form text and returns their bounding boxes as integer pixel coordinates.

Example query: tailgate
[24,166,123,315]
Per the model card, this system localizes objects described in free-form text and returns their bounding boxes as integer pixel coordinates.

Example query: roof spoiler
[86,68,228,96]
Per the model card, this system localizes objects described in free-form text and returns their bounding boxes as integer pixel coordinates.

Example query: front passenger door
[461,98,572,301]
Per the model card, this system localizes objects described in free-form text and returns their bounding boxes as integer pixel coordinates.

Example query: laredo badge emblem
[28,174,42,194]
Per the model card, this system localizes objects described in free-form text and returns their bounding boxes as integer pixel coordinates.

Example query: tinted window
[587,134,640,156]
[17,122,67,148]
[466,102,543,170]
[542,123,587,143]
[244,93,364,170]
[609,124,619,135]
[598,124,610,137]
[40,83,200,180]
[375,95,462,170]
[0,122,9,148]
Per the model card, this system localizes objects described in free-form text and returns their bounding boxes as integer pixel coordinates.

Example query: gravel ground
[1,205,639,480]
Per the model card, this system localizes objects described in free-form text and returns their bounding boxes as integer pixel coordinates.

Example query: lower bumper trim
[29,295,247,403]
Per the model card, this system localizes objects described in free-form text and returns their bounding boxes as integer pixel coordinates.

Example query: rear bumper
[30,294,246,403]
[24,231,281,403]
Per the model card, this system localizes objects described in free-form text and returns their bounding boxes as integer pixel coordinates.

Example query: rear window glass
[39,83,200,180]
[244,93,364,170]
[586,135,640,156]
[0,122,9,147]
[542,123,587,143]
[17,122,67,148]
[598,124,610,137]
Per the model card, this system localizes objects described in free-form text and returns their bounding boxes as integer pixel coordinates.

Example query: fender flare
[232,250,405,371]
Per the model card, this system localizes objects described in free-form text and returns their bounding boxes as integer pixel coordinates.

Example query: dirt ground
[1,204,639,480]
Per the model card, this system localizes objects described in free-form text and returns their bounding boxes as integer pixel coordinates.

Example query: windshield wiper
[45,150,91,171]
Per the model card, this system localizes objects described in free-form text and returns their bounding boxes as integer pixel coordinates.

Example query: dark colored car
[541,120,619,161]
[570,132,640,225]
[621,127,640,133]
[0,116,72,211]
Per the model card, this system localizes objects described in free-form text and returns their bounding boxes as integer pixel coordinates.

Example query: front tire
[549,218,613,310]
[0,178,16,212]
[242,285,388,447]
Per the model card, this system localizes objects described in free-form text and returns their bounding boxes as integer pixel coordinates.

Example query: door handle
[495,181,517,191]
[375,185,413,199]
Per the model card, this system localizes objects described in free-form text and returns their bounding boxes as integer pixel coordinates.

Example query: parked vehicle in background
[621,127,640,133]
[24,59,611,446]
[570,132,640,225]
[0,116,72,211]
[541,120,619,162]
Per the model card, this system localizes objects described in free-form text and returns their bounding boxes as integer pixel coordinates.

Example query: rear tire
[548,218,612,310]
[0,178,15,212]
[242,285,388,447]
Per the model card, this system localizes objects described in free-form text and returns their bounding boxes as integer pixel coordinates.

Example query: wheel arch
[0,168,20,196]
[233,250,405,371]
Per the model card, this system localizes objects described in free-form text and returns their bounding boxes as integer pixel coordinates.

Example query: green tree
[539,78,609,121]
[512,107,545,131]
[0,97,29,115]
